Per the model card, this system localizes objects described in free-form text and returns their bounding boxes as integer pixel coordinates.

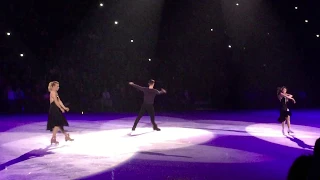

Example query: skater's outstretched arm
[129,82,144,91]
[156,88,167,95]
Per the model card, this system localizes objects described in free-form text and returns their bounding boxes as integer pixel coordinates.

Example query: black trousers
[132,103,157,129]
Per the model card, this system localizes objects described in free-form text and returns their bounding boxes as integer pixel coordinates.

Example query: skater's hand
[129,82,134,85]
[292,99,296,104]
[65,107,70,112]
[60,108,65,113]
[161,88,167,93]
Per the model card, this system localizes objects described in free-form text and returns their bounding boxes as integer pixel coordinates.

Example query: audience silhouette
[287,138,320,180]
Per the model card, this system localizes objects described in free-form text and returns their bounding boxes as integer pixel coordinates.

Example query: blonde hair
[48,81,59,92]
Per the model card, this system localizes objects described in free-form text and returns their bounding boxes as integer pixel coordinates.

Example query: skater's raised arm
[129,82,144,91]
[278,93,296,104]
[288,96,296,104]
[286,94,293,98]
[279,93,294,100]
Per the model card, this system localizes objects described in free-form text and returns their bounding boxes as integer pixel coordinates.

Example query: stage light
[148,58,151,61]
[114,21,118,25]
[100,3,103,7]
[6,32,11,36]
[305,20,308,23]
[295,7,298,10]
[236,3,239,6]
[316,34,319,38]
[81,111,84,114]
[131,39,134,43]
[246,123,320,150]
[210,29,213,31]
[228,45,232,48]
[20,54,24,57]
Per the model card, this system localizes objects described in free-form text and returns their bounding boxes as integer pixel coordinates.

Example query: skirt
[277,109,292,123]
[47,102,69,131]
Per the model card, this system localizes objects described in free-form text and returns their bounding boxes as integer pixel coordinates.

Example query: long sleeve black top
[130,84,164,104]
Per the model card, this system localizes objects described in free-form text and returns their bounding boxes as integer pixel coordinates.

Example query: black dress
[47,96,69,131]
[277,97,292,123]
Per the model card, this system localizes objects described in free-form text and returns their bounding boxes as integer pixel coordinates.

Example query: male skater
[129,79,166,131]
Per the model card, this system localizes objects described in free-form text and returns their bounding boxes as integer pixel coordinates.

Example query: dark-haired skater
[277,86,296,134]
[129,80,166,131]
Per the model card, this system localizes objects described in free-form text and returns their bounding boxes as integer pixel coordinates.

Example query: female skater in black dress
[277,86,296,134]
[47,81,74,145]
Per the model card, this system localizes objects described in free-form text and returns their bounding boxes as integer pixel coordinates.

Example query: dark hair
[277,86,286,95]
[148,79,155,85]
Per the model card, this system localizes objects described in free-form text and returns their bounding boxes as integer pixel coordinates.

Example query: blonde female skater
[47,81,74,145]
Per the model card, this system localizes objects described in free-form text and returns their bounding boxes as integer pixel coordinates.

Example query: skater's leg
[146,105,160,131]
[132,104,146,130]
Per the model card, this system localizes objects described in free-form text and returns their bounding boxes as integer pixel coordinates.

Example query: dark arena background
[0,0,320,180]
